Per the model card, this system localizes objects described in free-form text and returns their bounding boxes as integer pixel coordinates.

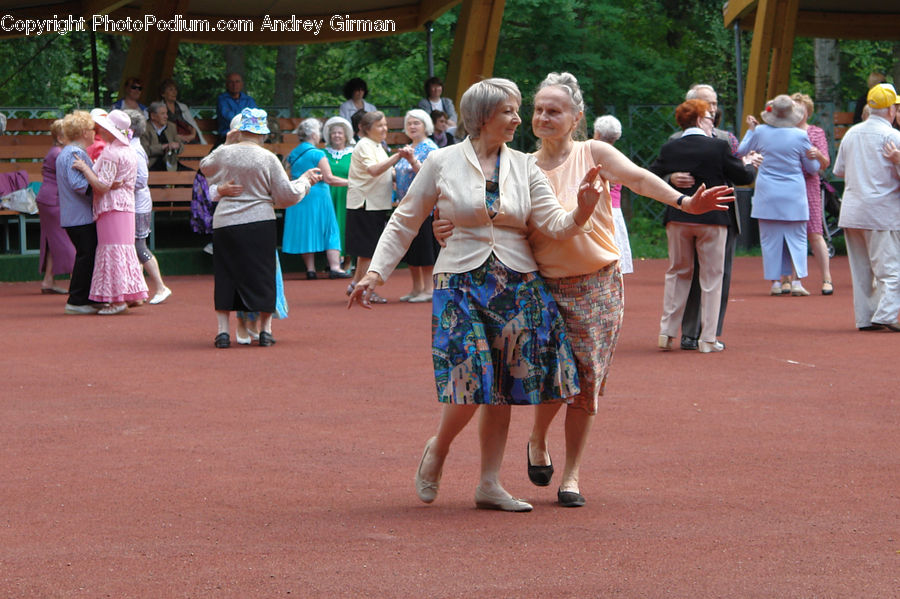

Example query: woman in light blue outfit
[395,109,440,302]
[737,95,820,296]
[282,118,352,280]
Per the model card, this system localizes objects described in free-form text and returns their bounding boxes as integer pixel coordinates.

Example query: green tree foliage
[0,0,896,123]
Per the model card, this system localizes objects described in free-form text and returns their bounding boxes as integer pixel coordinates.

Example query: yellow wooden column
[444,0,506,113]
[767,0,799,99]
[743,0,776,132]
[741,0,799,134]
[120,0,188,101]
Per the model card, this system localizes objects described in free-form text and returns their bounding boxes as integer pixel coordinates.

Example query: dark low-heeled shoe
[306,270,318,280]
[527,442,553,486]
[680,336,698,351]
[214,332,230,349]
[329,269,353,279]
[258,331,275,346]
[557,488,585,508]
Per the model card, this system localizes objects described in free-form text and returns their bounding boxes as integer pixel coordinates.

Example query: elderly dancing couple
[349,74,734,511]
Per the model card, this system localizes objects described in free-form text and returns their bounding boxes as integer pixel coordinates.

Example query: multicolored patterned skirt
[431,255,579,405]
[544,263,624,415]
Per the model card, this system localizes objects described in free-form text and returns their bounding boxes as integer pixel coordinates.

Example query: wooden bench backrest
[833,111,854,140]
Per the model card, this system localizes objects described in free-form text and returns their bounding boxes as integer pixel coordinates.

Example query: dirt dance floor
[1,255,897,598]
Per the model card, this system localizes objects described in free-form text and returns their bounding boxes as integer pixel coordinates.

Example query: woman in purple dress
[36,119,76,293]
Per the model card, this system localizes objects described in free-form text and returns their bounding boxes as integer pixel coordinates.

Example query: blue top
[286,142,326,182]
[738,125,820,221]
[395,138,438,200]
[216,91,257,137]
[111,99,148,117]
[55,144,93,228]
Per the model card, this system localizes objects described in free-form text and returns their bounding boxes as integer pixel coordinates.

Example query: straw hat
[92,109,131,144]
[760,95,805,128]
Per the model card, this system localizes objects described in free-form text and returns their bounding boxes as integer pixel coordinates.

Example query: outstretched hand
[347,271,382,310]
[680,184,735,214]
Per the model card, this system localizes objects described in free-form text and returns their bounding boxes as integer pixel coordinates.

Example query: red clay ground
[1,256,898,598]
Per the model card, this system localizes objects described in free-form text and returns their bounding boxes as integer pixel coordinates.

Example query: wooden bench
[833,111,854,141]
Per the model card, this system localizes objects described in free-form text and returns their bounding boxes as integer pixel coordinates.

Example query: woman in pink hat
[72,109,149,314]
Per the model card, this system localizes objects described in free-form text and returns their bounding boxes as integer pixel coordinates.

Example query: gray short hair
[123,109,146,137]
[538,72,585,115]
[686,84,716,101]
[593,115,621,143]
[294,117,322,142]
[148,101,167,116]
[459,78,522,139]
[404,108,434,136]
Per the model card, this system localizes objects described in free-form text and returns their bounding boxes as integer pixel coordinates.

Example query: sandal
[822,281,834,296]
[368,291,388,304]
[346,281,356,297]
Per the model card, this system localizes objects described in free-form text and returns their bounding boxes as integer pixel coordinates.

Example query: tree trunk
[273,45,297,117]
[814,38,840,106]
[893,42,900,91]
[103,35,128,106]
[224,45,246,79]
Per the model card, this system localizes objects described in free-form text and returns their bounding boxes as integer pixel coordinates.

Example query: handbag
[1,187,38,214]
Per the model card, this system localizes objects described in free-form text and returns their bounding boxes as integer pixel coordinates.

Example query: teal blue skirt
[431,255,579,405]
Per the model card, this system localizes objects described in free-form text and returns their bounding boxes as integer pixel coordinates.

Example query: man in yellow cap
[832,83,900,331]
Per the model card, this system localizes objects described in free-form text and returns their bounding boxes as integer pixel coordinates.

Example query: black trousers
[64,223,98,306]
[681,223,737,339]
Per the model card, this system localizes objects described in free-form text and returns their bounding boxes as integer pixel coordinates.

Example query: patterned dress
[395,138,439,266]
[803,125,829,236]
[89,140,149,304]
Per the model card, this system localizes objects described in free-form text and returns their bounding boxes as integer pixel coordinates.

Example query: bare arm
[318,156,347,187]
[366,146,412,177]
[590,140,733,214]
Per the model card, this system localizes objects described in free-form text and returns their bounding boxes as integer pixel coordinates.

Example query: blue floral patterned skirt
[431,254,579,405]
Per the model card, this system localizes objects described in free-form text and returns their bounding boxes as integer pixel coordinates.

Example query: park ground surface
[1,256,898,598]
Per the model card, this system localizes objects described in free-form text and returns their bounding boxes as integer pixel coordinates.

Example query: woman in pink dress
[37,119,76,293]
[792,93,833,295]
[72,109,148,314]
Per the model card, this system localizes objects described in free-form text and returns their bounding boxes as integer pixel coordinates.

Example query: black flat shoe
[557,488,585,508]
[258,331,275,346]
[527,442,553,486]
[306,270,318,280]
[680,336,698,351]
[329,269,353,279]
[214,332,230,348]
